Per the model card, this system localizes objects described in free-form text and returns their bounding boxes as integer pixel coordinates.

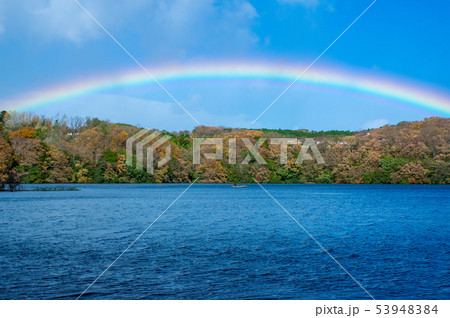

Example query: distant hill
[0,110,449,187]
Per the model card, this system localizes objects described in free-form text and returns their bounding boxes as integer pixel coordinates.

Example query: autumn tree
[0,136,19,190]
[46,146,72,183]
[1,111,448,185]
[391,162,430,184]
[0,110,8,131]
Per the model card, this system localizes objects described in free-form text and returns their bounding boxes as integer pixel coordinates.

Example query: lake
[0,184,448,299]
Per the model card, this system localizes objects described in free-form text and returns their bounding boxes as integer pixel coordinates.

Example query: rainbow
[2,61,450,117]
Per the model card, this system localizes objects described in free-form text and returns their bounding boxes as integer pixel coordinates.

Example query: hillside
[0,110,449,187]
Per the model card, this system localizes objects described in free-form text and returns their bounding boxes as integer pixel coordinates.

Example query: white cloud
[362,118,389,130]
[278,0,320,7]
[40,93,251,131]
[149,0,259,58]
[29,0,152,43]
[32,0,101,43]
[0,0,122,42]
[0,0,259,53]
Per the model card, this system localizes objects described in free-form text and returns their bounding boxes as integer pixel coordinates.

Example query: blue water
[0,184,448,300]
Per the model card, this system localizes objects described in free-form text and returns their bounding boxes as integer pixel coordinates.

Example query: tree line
[0,110,449,188]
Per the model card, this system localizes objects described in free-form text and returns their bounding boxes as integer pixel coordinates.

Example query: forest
[0,110,449,188]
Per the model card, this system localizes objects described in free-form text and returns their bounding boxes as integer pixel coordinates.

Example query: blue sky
[0,0,449,131]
